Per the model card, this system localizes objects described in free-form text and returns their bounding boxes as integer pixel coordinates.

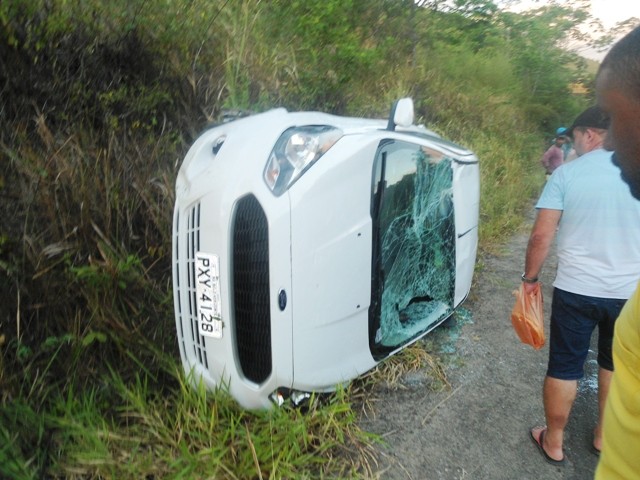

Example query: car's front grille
[175,202,209,368]
[233,195,272,384]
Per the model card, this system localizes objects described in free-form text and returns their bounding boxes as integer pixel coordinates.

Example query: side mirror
[387,98,414,131]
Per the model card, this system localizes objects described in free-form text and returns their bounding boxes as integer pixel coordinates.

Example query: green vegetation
[1,0,597,477]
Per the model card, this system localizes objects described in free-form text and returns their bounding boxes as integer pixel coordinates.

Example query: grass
[1,302,453,479]
[1,353,385,479]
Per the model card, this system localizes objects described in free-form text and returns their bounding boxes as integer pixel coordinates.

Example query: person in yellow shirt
[595,25,640,480]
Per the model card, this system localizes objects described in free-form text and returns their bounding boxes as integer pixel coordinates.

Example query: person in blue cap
[556,127,576,162]
[541,130,567,176]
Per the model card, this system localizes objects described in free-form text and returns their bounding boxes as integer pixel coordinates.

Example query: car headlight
[263,126,343,196]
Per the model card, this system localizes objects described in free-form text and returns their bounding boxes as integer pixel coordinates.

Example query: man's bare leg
[532,376,577,461]
[593,367,613,452]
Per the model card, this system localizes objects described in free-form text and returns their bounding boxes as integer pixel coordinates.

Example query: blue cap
[556,127,567,136]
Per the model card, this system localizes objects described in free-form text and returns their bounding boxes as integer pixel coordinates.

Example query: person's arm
[541,148,551,172]
[523,208,562,293]
[550,147,564,171]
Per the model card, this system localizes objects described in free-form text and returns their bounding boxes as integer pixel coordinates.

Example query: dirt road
[362,208,601,480]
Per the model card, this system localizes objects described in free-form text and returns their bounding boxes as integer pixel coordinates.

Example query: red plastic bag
[511,283,545,350]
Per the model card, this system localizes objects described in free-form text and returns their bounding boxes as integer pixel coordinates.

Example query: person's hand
[522,280,539,295]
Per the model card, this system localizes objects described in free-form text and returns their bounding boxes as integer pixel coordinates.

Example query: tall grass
[2,361,380,479]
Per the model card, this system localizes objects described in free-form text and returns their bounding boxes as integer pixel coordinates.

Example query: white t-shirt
[536,148,640,299]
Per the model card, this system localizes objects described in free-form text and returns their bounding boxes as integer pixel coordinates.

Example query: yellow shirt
[596,284,640,479]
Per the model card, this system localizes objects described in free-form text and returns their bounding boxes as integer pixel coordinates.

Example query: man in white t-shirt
[521,106,640,466]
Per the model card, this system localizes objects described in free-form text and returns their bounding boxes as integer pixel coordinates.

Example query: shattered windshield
[370,140,456,356]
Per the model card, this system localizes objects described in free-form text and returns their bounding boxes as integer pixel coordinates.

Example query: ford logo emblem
[278,289,287,311]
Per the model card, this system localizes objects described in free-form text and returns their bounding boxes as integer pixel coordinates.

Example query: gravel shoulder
[361,207,601,480]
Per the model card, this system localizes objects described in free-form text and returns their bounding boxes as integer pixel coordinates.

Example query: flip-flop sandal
[530,427,567,466]
[591,444,601,457]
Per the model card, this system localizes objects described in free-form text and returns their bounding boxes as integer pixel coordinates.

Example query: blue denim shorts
[547,288,626,380]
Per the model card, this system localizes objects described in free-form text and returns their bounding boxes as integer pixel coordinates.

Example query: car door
[369,139,456,359]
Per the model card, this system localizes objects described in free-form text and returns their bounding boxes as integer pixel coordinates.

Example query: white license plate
[195,252,223,338]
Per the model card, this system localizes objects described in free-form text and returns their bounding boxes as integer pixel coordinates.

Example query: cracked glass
[370,140,456,355]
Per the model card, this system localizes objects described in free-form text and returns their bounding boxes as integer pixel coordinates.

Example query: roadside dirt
[361,207,601,480]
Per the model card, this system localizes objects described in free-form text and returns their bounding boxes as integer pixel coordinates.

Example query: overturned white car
[172,99,479,409]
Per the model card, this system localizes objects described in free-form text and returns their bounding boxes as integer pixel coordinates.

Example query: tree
[497,5,589,128]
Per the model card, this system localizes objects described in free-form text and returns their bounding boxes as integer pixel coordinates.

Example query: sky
[590,0,640,28]
[583,0,640,59]
[498,0,640,60]
[499,0,640,26]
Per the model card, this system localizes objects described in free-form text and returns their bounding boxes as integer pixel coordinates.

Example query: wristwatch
[521,273,539,283]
